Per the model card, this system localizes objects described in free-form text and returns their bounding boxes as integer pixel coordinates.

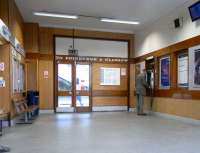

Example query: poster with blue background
[160,57,170,88]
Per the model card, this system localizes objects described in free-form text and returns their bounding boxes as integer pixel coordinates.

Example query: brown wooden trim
[53,35,56,112]
[93,90,128,97]
[75,107,91,112]
[154,89,200,100]
[53,28,134,41]
[26,53,54,60]
[58,91,73,96]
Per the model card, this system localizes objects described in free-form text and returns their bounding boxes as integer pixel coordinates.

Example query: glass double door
[56,62,91,112]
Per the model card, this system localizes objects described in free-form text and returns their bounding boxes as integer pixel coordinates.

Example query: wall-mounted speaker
[174,17,183,28]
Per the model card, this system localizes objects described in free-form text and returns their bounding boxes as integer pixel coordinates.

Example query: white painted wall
[135,0,200,57]
[55,37,128,58]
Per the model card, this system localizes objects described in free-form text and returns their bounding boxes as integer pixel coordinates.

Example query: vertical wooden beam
[171,52,177,89]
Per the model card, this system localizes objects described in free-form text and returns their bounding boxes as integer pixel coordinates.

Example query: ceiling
[15,0,189,33]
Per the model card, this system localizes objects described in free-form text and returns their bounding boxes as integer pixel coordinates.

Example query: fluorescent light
[146,56,154,60]
[101,18,139,25]
[33,12,78,19]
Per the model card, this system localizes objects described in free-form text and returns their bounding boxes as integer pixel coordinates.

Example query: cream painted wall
[135,0,200,57]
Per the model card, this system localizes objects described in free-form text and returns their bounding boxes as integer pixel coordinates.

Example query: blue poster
[160,57,170,88]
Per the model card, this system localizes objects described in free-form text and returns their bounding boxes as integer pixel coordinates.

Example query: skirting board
[153,112,200,125]
[128,107,152,114]
[92,106,128,112]
[56,107,75,113]
[128,108,200,125]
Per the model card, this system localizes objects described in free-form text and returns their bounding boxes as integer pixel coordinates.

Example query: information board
[100,67,120,85]
[178,54,188,87]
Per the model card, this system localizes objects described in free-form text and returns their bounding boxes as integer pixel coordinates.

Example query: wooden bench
[13,98,39,124]
[0,110,11,136]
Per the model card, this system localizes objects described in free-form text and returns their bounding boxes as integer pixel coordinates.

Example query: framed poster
[100,67,120,85]
[189,45,200,90]
[159,56,170,89]
[177,53,188,87]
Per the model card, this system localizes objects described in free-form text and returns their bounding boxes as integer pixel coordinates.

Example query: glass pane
[19,64,25,92]
[58,64,72,91]
[76,96,89,107]
[76,65,89,91]
[13,58,19,93]
[58,96,72,107]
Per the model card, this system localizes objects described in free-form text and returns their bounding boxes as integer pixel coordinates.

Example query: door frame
[75,62,92,112]
[55,60,92,112]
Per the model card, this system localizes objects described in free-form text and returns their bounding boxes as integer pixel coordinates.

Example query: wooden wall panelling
[26,53,54,60]
[93,97,128,106]
[39,27,54,54]
[0,0,9,25]
[74,29,133,41]
[53,28,73,36]
[0,45,11,113]
[92,63,128,107]
[8,0,24,47]
[129,64,136,108]
[170,52,177,89]
[24,23,39,53]
[25,59,38,91]
[93,90,128,97]
[39,60,54,109]
[152,98,200,120]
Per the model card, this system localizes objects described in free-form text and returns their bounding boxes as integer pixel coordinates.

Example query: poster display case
[159,56,170,89]
[189,45,200,90]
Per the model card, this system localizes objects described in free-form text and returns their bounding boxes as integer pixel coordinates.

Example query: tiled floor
[0,112,200,153]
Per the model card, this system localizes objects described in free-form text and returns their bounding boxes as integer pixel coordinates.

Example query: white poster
[100,67,120,85]
[189,45,200,90]
[121,68,126,76]
[178,54,188,87]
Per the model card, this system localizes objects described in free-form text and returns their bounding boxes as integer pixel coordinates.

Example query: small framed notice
[0,77,5,87]
[100,67,120,85]
[44,70,49,79]
[0,62,5,71]
[121,68,126,76]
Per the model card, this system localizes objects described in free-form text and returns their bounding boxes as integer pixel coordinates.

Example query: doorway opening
[56,62,91,113]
